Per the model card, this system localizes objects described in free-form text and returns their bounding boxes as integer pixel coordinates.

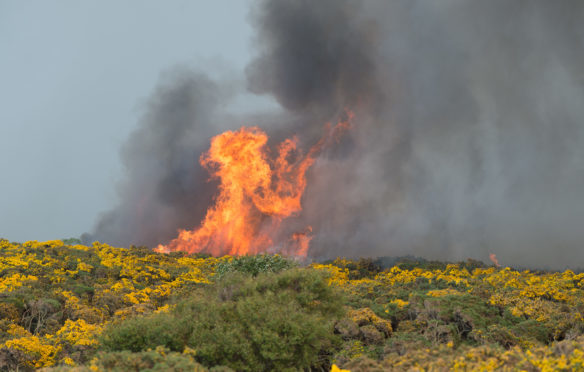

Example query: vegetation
[214,253,296,278]
[101,269,344,371]
[0,239,584,371]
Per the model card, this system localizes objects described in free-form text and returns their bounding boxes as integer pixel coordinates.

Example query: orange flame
[489,253,500,267]
[156,113,352,256]
[288,226,313,257]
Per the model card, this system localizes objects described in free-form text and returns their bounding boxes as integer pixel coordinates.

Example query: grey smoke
[93,0,584,269]
[92,69,227,247]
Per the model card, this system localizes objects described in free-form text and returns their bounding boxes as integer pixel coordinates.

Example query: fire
[288,226,313,257]
[489,253,500,267]
[156,113,352,256]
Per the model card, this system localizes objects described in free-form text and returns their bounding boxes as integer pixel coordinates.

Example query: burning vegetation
[156,113,352,257]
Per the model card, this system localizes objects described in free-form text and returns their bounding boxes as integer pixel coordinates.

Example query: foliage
[101,268,345,371]
[214,254,296,278]
[312,259,584,370]
[0,239,219,369]
[1,238,584,371]
[47,347,212,372]
[89,347,209,372]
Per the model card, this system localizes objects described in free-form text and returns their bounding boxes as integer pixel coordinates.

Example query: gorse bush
[214,254,296,278]
[101,268,345,371]
[99,314,183,353]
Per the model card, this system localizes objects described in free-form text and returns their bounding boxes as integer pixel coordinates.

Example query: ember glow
[156,113,352,256]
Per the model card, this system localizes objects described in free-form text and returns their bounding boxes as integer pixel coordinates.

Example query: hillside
[0,239,583,371]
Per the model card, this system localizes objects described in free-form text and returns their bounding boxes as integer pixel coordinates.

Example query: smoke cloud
[92,0,584,269]
[92,69,229,246]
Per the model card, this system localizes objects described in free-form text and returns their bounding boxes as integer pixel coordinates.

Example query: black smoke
[92,0,584,269]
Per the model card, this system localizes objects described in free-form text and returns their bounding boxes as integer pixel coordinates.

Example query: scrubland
[0,239,583,371]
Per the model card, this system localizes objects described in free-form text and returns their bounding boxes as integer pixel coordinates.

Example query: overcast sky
[0,1,256,242]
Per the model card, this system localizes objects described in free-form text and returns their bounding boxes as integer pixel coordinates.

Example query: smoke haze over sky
[2,1,584,269]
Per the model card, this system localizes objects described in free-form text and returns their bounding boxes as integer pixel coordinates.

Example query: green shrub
[95,348,207,372]
[48,347,211,372]
[100,314,186,353]
[214,254,296,278]
[101,268,344,371]
[70,284,95,298]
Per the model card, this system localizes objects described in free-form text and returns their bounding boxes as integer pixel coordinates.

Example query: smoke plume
[92,0,584,269]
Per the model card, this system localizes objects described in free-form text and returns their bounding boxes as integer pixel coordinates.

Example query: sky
[0,1,255,242]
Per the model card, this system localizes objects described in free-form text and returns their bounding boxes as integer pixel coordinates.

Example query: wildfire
[489,253,500,267]
[156,113,353,257]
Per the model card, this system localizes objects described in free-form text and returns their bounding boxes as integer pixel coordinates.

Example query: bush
[101,268,344,371]
[215,254,296,278]
[329,258,383,280]
[48,347,210,372]
[100,314,185,353]
[95,348,208,372]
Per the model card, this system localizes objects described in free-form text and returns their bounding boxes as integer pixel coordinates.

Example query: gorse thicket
[0,239,584,371]
[101,269,344,371]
